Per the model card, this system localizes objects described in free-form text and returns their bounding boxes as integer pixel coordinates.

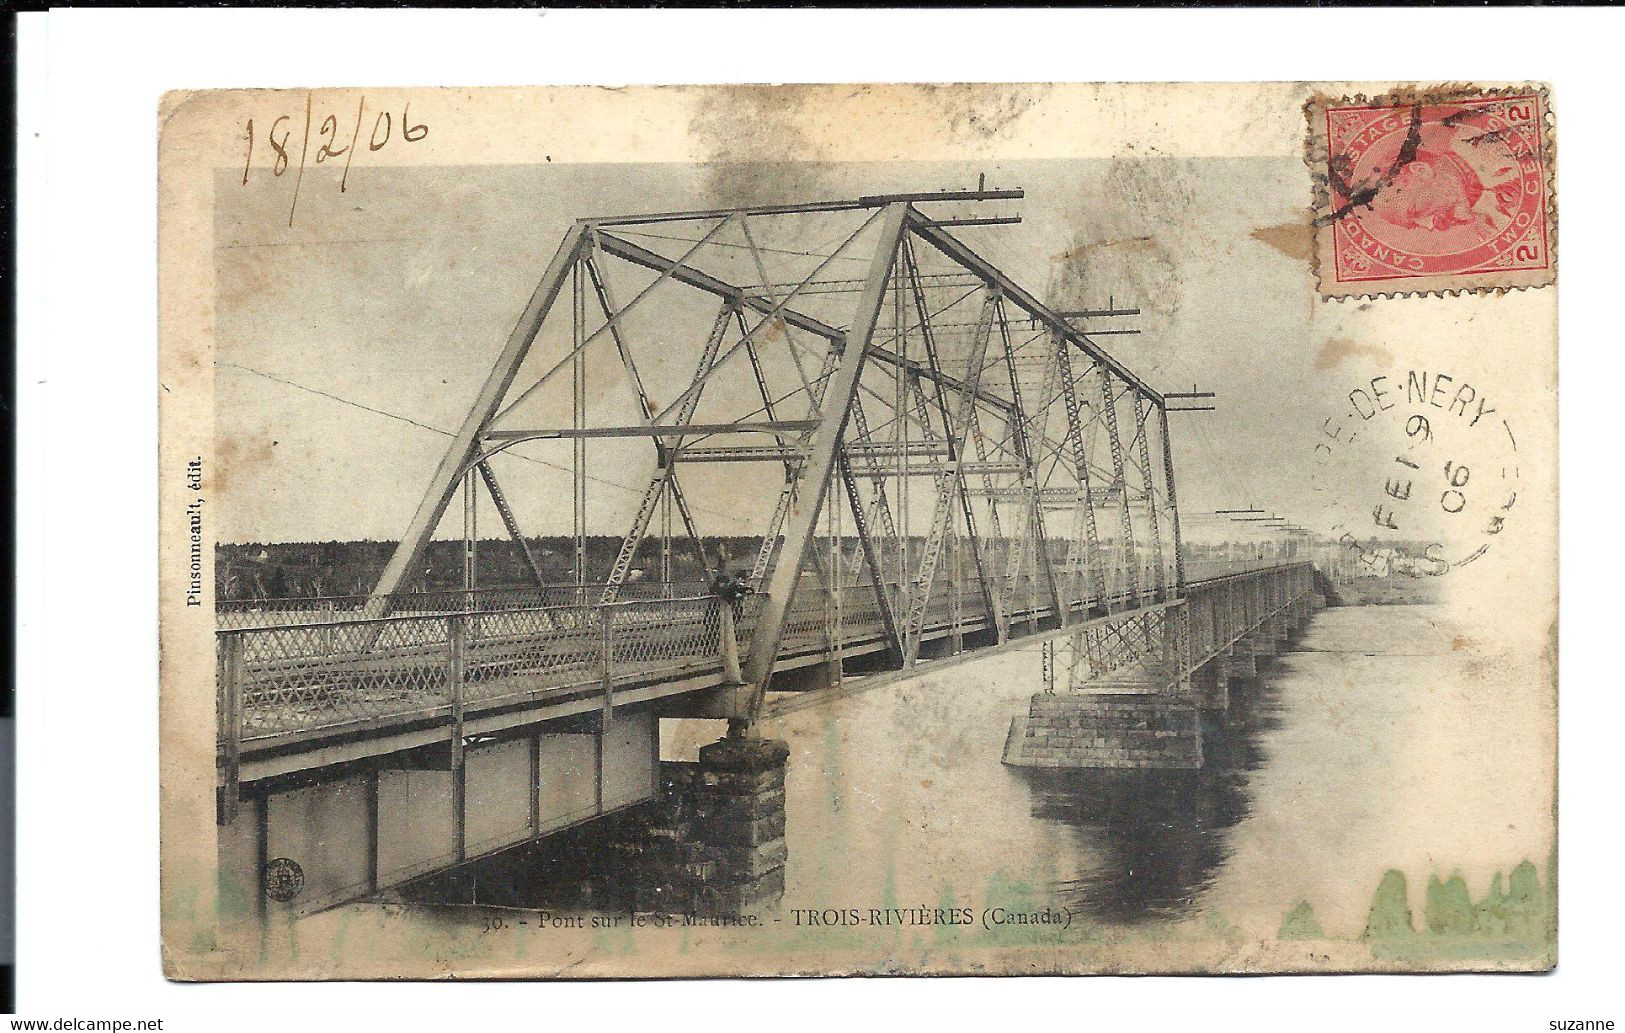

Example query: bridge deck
[217,560,1314,782]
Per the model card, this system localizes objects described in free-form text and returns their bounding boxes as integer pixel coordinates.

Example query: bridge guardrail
[217,562,1321,788]
[1177,561,1316,676]
[215,593,759,753]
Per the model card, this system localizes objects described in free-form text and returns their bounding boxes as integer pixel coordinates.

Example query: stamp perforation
[1304,82,1557,302]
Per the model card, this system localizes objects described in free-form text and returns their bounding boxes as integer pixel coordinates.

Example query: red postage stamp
[1307,85,1556,299]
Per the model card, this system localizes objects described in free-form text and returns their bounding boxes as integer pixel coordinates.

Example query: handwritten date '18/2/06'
[240,95,428,226]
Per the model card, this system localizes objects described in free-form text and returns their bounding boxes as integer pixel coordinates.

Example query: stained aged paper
[158,82,1557,979]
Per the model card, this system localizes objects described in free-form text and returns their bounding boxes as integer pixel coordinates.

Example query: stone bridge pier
[1192,655,1231,711]
[636,736,790,916]
[1004,563,1322,772]
[548,733,792,918]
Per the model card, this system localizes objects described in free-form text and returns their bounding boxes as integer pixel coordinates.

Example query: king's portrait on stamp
[1308,85,1556,300]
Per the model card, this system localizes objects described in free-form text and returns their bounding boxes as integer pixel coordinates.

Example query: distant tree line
[215,536,769,602]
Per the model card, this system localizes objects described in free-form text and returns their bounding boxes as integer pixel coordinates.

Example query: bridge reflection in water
[1019,676,1287,925]
[392,624,1296,923]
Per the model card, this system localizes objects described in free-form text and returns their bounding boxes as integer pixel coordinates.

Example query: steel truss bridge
[214,192,1319,918]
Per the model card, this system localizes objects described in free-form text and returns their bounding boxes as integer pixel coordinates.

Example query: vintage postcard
[158,82,1558,979]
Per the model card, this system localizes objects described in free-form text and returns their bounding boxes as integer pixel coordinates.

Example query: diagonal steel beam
[492,216,738,427]
[901,243,1000,659]
[998,300,1064,623]
[905,209,1163,405]
[741,203,910,722]
[1055,338,1108,612]
[475,460,546,589]
[367,223,589,613]
[838,453,903,664]
[594,231,848,345]
[581,244,708,565]
[602,213,885,426]
[600,301,735,603]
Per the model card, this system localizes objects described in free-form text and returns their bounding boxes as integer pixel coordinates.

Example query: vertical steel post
[1099,367,1139,612]
[462,472,477,609]
[573,261,587,601]
[660,484,672,593]
[832,471,844,686]
[1133,395,1167,603]
[824,486,836,673]
[217,633,243,826]
[1157,402,1186,596]
[949,502,963,654]
[895,246,909,609]
[529,733,542,838]
[600,605,615,725]
[447,612,467,861]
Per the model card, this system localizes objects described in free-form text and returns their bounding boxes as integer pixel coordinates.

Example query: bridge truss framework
[369,192,1186,724]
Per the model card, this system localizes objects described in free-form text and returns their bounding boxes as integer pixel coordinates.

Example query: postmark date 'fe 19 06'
[1315,369,1517,575]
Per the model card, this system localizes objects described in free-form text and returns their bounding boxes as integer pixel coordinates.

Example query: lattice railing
[1054,561,1316,693]
[218,593,747,745]
[219,561,1315,751]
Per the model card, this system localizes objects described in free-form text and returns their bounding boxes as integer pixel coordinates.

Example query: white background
[14,8,1620,1030]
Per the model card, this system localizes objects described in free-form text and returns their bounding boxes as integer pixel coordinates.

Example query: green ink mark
[934,884,964,950]
[592,913,636,956]
[1278,900,1326,940]
[1354,859,1555,966]
[1504,860,1548,942]
[1362,869,1416,941]
[1424,872,1475,936]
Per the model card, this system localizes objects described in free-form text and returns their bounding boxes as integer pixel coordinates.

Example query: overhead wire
[216,360,752,527]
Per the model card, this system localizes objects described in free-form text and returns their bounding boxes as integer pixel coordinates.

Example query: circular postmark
[264,857,306,902]
[1312,367,1518,577]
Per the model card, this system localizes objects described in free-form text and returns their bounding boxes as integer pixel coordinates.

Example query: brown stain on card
[689,86,837,207]
[1251,220,1314,263]
[1051,236,1153,264]
[914,83,1047,142]
[1314,336,1394,370]
[216,432,278,494]
[1044,160,1199,337]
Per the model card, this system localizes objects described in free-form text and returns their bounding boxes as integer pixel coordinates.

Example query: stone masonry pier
[1003,693,1203,770]
[614,737,789,916]
[1004,579,1325,771]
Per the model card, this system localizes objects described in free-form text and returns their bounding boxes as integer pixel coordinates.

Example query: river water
[740,603,1554,941]
[417,602,1553,945]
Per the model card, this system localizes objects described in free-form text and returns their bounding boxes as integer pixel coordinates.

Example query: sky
[213,154,1364,547]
